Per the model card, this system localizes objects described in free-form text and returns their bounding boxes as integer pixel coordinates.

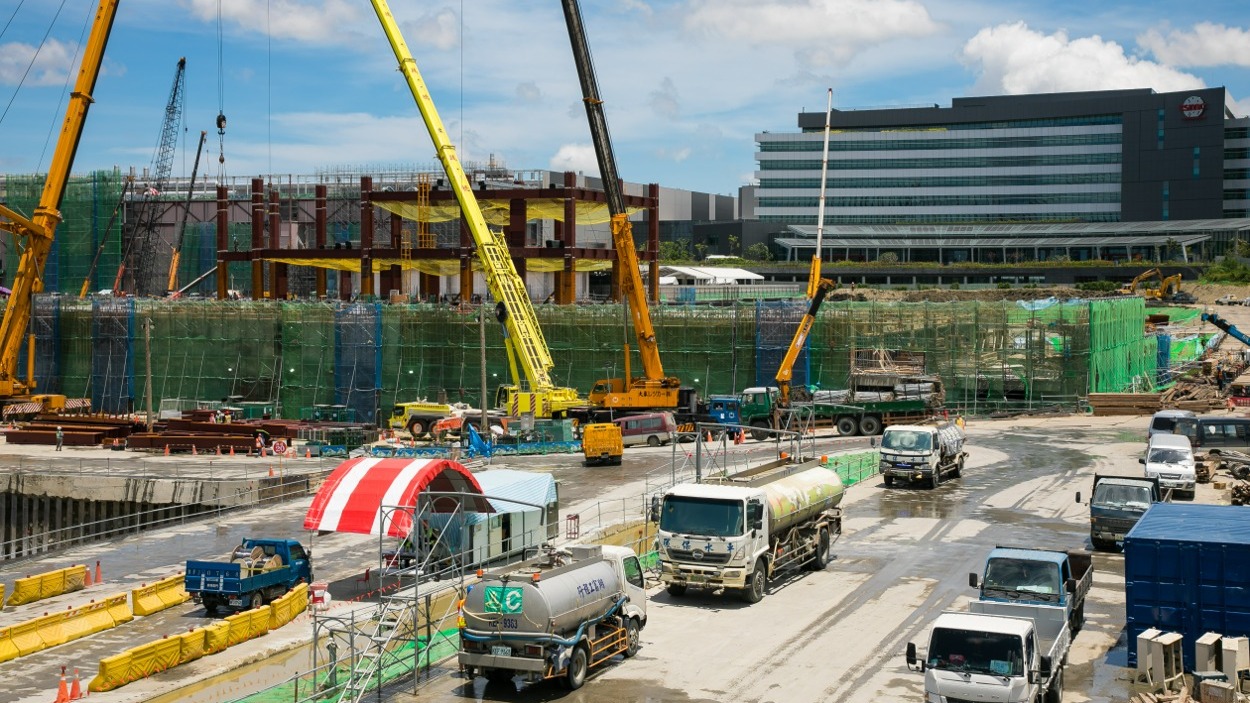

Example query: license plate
[228,598,244,607]
[491,645,511,657]
[688,575,706,583]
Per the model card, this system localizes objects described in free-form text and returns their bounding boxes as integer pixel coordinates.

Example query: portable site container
[1124,503,1250,669]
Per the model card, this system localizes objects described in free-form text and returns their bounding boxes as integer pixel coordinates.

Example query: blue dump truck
[185,538,313,615]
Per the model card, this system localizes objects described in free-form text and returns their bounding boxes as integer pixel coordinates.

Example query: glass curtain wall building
[756,87,1250,261]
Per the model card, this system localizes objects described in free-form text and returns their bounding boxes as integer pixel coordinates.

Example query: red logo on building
[1180,96,1206,119]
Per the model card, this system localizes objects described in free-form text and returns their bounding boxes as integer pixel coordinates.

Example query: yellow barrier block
[0,582,6,606]
[203,621,230,654]
[130,582,166,617]
[5,575,42,607]
[62,565,88,593]
[89,651,133,693]
[152,636,181,673]
[10,619,44,656]
[268,597,290,630]
[156,575,190,609]
[127,640,160,679]
[37,611,67,649]
[104,593,132,625]
[178,628,207,664]
[57,608,94,643]
[78,600,116,636]
[290,583,309,617]
[224,612,252,647]
[249,607,271,638]
[0,626,17,664]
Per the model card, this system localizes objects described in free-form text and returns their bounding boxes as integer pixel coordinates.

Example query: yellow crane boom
[561,0,682,411]
[0,0,119,403]
[368,0,582,417]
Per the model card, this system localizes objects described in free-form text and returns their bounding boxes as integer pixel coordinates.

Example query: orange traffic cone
[705,431,713,443]
[95,560,103,584]
[192,445,198,456]
[216,445,222,456]
[55,673,69,703]
[83,565,92,587]
[163,444,170,456]
[69,669,82,700]
[734,431,743,445]
[229,446,236,457]
[305,448,311,458]
[268,466,275,477]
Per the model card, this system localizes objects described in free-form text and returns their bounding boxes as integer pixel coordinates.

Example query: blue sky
[2,0,1248,197]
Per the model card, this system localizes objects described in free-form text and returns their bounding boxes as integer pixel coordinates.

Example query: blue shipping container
[1124,503,1250,670]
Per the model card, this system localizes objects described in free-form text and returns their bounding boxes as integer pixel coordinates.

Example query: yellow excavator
[0,0,119,412]
[1117,268,1162,296]
[560,0,683,412]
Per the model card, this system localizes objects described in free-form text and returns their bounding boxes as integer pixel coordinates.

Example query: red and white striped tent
[303,458,492,537]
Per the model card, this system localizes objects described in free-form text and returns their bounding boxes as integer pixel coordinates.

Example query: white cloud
[649,77,680,119]
[548,143,599,176]
[961,22,1205,95]
[0,39,76,87]
[409,7,460,51]
[1229,95,1250,119]
[656,146,692,163]
[515,81,542,103]
[183,0,362,43]
[683,0,940,67]
[1139,23,1250,68]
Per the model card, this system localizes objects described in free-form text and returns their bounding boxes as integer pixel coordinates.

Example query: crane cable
[215,0,227,179]
[0,0,69,130]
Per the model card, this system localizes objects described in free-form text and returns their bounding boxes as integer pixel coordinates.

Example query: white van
[1140,433,1196,499]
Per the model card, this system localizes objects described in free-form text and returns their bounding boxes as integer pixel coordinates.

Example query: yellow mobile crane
[560,0,683,412]
[0,0,119,410]
[368,0,583,418]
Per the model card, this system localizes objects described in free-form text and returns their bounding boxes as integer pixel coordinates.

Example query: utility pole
[480,304,489,436]
[144,319,154,432]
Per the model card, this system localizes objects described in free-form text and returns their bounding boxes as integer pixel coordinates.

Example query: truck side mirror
[747,500,764,530]
[1065,577,1077,594]
[1075,491,1081,504]
[870,437,877,448]
[1038,655,1052,679]
[968,572,979,589]
[648,496,660,523]
[1138,457,1145,464]
[905,642,924,671]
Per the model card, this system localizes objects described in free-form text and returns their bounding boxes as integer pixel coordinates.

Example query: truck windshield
[929,628,1024,676]
[659,496,744,537]
[1092,483,1152,510]
[882,430,931,451]
[983,557,1061,598]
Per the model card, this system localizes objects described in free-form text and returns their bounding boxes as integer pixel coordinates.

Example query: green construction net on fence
[29,294,1157,420]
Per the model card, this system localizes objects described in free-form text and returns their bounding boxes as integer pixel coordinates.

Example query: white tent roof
[660,266,764,284]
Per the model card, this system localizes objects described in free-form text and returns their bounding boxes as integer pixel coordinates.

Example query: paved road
[0,415,1200,702]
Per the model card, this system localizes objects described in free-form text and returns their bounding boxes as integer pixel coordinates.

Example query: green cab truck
[735,373,945,440]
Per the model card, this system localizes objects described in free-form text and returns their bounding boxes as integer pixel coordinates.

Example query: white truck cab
[1141,433,1196,499]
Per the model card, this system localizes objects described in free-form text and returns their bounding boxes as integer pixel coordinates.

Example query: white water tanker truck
[652,457,843,603]
[458,543,647,691]
[880,419,967,489]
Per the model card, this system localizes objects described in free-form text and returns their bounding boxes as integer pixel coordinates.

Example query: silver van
[1147,409,1196,441]
[1140,433,1196,499]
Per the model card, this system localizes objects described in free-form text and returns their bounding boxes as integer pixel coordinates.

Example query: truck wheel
[750,421,771,442]
[203,597,219,615]
[623,618,640,657]
[647,435,661,447]
[742,560,767,604]
[407,419,427,436]
[836,417,858,436]
[953,455,964,478]
[665,583,687,598]
[929,470,940,490]
[250,592,264,611]
[562,644,589,690]
[806,528,831,571]
[1043,668,1063,703]
[858,415,882,436]
[883,474,894,488]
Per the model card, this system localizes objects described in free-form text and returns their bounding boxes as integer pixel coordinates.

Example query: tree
[728,235,740,256]
[743,243,773,261]
[694,243,709,260]
[876,251,899,264]
[658,239,691,261]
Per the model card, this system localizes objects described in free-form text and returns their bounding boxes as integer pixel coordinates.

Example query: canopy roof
[303,458,491,537]
[467,469,558,525]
